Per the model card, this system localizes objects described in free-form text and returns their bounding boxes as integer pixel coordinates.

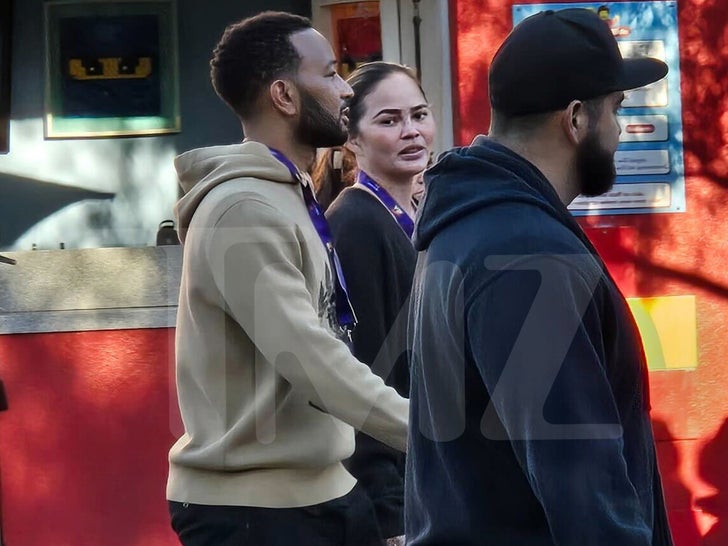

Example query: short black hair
[210,11,312,119]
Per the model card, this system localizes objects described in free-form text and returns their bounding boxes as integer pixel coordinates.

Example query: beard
[295,86,348,148]
[575,129,617,197]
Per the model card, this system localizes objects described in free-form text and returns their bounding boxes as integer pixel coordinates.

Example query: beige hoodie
[167,141,409,508]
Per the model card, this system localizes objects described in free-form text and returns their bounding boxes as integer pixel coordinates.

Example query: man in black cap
[406,8,673,545]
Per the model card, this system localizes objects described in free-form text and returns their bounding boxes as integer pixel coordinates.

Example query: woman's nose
[401,118,420,138]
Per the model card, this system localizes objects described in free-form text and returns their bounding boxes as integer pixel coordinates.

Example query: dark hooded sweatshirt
[405,137,673,546]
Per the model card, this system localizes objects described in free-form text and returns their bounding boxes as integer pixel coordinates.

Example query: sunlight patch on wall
[1,118,178,250]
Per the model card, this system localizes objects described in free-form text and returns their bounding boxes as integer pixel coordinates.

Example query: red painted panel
[0,329,179,546]
[585,226,637,297]
[450,1,728,544]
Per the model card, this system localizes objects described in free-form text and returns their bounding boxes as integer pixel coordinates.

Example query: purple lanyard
[356,171,415,239]
[269,148,358,338]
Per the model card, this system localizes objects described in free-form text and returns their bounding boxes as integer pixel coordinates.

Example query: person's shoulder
[327,189,404,256]
[444,201,595,286]
[328,187,381,211]
[327,187,390,225]
[480,200,584,251]
[203,185,295,231]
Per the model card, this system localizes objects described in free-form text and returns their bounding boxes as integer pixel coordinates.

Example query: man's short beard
[575,128,617,197]
[295,86,348,148]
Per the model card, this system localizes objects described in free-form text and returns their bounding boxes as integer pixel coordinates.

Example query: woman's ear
[269,79,298,117]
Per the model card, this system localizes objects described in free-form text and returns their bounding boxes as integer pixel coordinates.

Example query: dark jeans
[169,485,384,546]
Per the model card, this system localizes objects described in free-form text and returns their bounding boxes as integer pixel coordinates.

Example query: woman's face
[347,72,435,182]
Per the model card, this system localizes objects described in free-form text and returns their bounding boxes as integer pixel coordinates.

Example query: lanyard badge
[355,171,415,239]
[269,148,358,341]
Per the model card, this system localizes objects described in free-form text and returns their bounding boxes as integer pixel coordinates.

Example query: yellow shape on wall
[626,295,698,371]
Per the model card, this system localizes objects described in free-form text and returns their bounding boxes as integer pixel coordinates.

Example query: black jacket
[327,187,416,538]
[405,136,673,545]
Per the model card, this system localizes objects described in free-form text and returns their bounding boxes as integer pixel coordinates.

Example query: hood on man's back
[412,136,568,252]
[173,141,296,242]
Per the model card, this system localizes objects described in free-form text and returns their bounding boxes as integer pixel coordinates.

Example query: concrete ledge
[0,246,182,334]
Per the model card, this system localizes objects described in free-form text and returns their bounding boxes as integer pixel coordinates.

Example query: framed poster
[513,2,685,216]
[44,0,180,138]
[0,0,12,153]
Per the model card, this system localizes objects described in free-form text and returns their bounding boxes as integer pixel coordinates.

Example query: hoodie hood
[413,136,584,252]
[173,141,296,242]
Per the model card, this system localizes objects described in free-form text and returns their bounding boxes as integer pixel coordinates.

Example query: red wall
[450,1,728,544]
[0,329,181,546]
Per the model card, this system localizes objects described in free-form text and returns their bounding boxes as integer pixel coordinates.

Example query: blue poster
[513,2,685,215]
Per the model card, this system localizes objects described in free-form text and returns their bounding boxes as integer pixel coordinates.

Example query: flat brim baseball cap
[489,8,669,116]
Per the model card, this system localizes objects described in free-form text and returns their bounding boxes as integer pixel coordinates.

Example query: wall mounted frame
[44,0,180,138]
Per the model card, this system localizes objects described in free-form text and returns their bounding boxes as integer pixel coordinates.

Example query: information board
[512,2,685,215]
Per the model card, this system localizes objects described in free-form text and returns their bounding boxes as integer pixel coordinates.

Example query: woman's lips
[399,146,426,158]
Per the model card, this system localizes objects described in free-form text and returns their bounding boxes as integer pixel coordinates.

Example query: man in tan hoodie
[166,11,408,546]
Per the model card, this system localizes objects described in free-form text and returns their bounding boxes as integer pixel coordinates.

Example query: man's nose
[338,75,353,98]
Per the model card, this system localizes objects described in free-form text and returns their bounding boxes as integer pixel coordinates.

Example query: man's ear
[269,79,298,117]
[561,100,588,146]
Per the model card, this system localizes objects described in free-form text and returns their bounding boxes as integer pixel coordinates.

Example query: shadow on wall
[0,131,180,250]
[678,0,728,192]
[0,172,115,247]
[697,418,728,546]
[652,418,702,546]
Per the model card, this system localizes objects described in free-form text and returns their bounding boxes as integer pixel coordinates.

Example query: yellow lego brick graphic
[68,57,152,80]
[627,295,698,371]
